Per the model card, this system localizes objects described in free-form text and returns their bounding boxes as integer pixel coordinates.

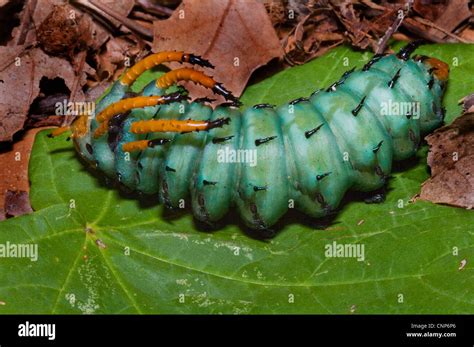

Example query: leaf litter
[420,97,474,209]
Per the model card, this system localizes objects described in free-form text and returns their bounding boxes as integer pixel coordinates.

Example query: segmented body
[71,45,449,231]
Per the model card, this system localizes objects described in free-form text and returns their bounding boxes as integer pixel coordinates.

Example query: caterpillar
[51,42,449,233]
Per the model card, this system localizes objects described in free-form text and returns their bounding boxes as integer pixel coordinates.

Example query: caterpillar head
[423,57,449,83]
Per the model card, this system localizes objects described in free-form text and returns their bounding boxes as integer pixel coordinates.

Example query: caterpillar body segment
[276,101,352,218]
[74,51,214,164]
[135,102,190,194]
[159,102,214,208]
[68,44,448,233]
[341,67,420,161]
[190,106,242,224]
[309,88,393,192]
[235,107,289,229]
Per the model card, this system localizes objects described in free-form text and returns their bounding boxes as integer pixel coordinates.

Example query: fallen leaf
[413,0,471,42]
[4,190,33,217]
[0,47,86,142]
[461,93,474,114]
[0,129,40,216]
[460,28,474,43]
[420,112,474,209]
[152,0,283,99]
[96,35,144,81]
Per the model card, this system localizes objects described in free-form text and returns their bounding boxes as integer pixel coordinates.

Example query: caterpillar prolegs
[61,43,448,232]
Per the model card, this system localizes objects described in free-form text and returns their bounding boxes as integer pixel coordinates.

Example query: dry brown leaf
[460,28,474,43]
[461,93,474,114]
[96,35,144,81]
[420,112,474,209]
[414,0,471,42]
[152,0,283,99]
[0,47,86,142]
[4,190,33,217]
[0,128,40,217]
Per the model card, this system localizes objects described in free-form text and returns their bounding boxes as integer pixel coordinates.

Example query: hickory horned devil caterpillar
[50,42,449,233]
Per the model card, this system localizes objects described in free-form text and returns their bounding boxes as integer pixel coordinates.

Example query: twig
[81,0,153,39]
[136,0,174,17]
[15,0,37,45]
[375,1,412,54]
[414,16,470,43]
[63,50,87,126]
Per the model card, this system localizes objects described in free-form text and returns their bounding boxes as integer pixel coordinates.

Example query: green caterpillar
[63,43,448,233]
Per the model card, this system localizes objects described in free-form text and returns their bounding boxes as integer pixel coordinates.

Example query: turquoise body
[74,52,446,231]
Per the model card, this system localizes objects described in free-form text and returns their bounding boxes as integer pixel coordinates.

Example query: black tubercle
[255,136,277,146]
[326,81,341,92]
[148,138,171,147]
[253,103,275,109]
[372,140,384,153]
[218,101,241,108]
[289,97,309,105]
[212,83,241,105]
[212,135,234,144]
[396,40,424,61]
[352,96,366,116]
[305,123,324,139]
[326,67,356,92]
[388,69,401,88]
[203,180,217,186]
[107,112,129,152]
[340,67,356,80]
[427,76,435,89]
[185,54,215,69]
[207,117,231,130]
[194,97,216,104]
[316,172,332,181]
[165,166,176,172]
[253,186,267,192]
[362,54,385,71]
[162,91,189,103]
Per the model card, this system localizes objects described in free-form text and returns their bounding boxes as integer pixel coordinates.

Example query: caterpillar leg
[93,92,186,138]
[156,68,240,104]
[120,51,214,86]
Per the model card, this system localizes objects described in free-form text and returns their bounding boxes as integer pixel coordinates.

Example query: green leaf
[0,44,473,314]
